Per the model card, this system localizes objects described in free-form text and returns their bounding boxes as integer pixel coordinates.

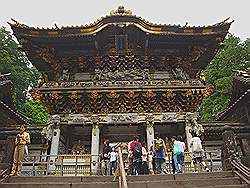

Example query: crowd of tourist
[101,131,209,176]
[9,125,209,176]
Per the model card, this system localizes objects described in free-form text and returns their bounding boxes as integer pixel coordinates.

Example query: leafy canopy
[199,35,250,121]
[0,27,48,124]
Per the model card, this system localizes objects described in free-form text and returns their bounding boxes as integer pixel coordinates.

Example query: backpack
[133,142,142,157]
[192,139,203,152]
[154,139,164,151]
[173,142,182,155]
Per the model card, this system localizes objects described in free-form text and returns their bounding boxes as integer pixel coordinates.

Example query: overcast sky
[1,0,249,40]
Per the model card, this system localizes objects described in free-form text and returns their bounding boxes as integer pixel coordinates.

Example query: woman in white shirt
[190,131,209,172]
[109,147,118,175]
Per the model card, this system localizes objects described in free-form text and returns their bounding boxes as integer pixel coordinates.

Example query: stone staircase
[1,171,248,188]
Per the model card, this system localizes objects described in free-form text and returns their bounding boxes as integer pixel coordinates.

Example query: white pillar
[185,125,192,152]
[91,124,100,175]
[146,122,154,174]
[145,113,155,174]
[146,122,155,150]
[49,127,60,172]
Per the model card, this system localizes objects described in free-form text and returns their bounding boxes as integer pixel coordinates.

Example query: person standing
[130,136,142,175]
[127,139,134,175]
[109,147,117,175]
[10,125,30,176]
[101,139,112,175]
[178,135,186,173]
[148,143,154,174]
[153,133,168,174]
[141,142,149,174]
[172,136,185,173]
[190,131,209,172]
[177,135,186,173]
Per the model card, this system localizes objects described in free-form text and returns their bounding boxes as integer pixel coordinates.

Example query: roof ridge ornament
[9,18,28,28]
[110,6,132,16]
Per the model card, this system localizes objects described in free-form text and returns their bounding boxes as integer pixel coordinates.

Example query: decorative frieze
[39,79,204,89]
[68,114,88,125]
[51,113,187,126]
[34,88,209,114]
[161,113,178,122]
[107,113,138,124]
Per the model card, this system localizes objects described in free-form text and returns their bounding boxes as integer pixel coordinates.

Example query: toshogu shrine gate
[9,6,232,174]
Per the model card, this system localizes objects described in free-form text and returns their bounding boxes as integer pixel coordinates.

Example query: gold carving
[49,92,60,100]
[80,28,96,33]
[203,86,213,97]
[185,90,193,97]
[202,28,213,33]
[90,91,99,99]
[30,31,39,35]
[48,31,58,35]
[127,91,135,98]
[163,90,175,98]
[37,48,55,64]
[69,91,80,100]
[108,91,119,98]
[145,90,156,98]
[184,28,194,33]
[191,46,207,61]
[31,91,42,100]
[149,27,162,32]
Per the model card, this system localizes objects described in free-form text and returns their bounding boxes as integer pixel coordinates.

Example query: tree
[0,27,48,124]
[17,100,48,124]
[199,35,250,121]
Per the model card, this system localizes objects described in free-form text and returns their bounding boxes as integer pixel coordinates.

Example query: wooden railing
[0,167,9,183]
[15,150,221,177]
[117,147,128,188]
[231,159,250,184]
[18,154,101,176]
[222,128,250,184]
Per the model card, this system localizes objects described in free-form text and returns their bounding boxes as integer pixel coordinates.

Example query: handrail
[117,147,128,188]
[4,150,222,177]
[231,159,250,184]
[0,168,9,183]
[221,129,250,184]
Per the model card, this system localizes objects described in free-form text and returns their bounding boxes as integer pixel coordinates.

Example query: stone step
[0,182,118,188]
[2,171,245,188]
[191,185,248,188]
[7,176,83,183]
[174,171,235,180]
[126,177,243,188]
[2,177,243,188]
[7,171,234,183]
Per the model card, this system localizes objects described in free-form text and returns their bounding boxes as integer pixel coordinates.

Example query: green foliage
[0,27,48,124]
[199,35,250,121]
[17,99,48,124]
[0,27,38,103]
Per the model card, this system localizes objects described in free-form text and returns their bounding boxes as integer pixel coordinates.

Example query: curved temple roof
[8,6,233,78]
[9,6,233,38]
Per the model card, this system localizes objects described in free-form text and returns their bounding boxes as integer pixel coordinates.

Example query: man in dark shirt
[101,139,112,175]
